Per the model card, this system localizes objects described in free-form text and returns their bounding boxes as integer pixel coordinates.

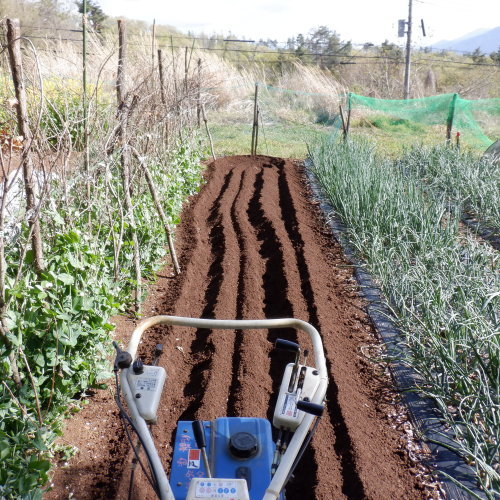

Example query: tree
[75,0,107,34]
[379,40,403,61]
[295,33,307,60]
[470,47,486,64]
[300,26,351,69]
[286,37,295,51]
[490,46,500,65]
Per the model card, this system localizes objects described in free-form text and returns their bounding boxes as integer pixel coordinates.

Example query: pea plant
[0,25,205,498]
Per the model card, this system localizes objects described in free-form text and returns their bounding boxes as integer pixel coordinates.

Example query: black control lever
[113,341,132,371]
[275,339,301,392]
[297,400,324,417]
[152,344,163,366]
[275,339,300,353]
[192,420,206,449]
[192,420,211,478]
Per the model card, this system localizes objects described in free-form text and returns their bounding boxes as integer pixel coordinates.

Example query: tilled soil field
[47,156,433,500]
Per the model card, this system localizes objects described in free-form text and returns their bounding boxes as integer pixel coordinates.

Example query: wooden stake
[197,58,202,128]
[339,104,347,139]
[158,49,166,105]
[346,105,351,137]
[446,93,458,144]
[6,18,44,274]
[157,49,169,148]
[116,20,126,106]
[82,2,90,211]
[254,107,260,155]
[170,35,180,122]
[251,83,259,155]
[117,20,142,311]
[184,46,189,93]
[130,147,181,276]
[201,103,216,161]
[151,19,156,68]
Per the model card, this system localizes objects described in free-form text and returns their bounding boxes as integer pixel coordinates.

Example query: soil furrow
[246,167,297,397]
[281,162,427,499]
[169,169,235,422]
[246,162,321,499]
[275,159,365,499]
[256,158,344,499]
[226,168,247,417]
[225,163,271,418]
[181,167,245,421]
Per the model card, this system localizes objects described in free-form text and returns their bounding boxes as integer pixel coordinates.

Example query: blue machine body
[170,417,276,499]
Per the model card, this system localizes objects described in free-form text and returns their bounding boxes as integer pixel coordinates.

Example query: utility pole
[403,0,413,99]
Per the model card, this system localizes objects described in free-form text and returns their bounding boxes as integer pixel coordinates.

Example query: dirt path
[46,156,432,500]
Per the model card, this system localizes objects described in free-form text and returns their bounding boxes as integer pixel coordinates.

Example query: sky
[95,0,500,48]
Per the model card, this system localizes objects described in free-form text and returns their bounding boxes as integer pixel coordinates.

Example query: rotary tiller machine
[113,315,328,500]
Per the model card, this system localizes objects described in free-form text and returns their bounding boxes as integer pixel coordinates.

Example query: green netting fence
[348,92,500,150]
[203,83,499,157]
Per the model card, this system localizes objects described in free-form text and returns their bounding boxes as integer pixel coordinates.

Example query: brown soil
[45,156,435,500]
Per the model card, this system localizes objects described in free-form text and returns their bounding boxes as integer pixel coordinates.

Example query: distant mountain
[430,26,500,54]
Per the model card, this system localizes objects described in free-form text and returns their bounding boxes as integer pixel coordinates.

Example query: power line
[16,35,499,68]
[20,25,83,33]
[13,25,484,55]
[21,35,83,42]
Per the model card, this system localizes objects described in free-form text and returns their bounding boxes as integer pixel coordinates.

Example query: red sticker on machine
[187,448,201,469]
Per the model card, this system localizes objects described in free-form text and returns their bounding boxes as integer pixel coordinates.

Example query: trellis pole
[6,18,44,274]
[116,20,142,311]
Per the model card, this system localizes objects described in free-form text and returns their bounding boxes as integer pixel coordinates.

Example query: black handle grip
[275,338,300,352]
[192,420,206,449]
[297,400,324,417]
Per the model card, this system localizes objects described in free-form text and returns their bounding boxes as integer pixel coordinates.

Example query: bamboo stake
[0,166,22,387]
[158,49,166,105]
[197,58,202,128]
[117,20,142,312]
[201,103,216,161]
[130,147,181,276]
[6,18,44,274]
[19,348,42,425]
[251,83,259,155]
